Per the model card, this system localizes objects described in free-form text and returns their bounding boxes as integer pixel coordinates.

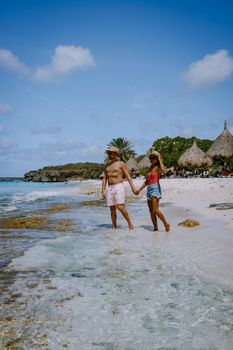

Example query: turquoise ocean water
[0,180,87,213]
[0,180,98,266]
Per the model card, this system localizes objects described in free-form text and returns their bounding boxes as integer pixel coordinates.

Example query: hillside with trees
[152,136,214,168]
[24,162,104,182]
[24,136,229,182]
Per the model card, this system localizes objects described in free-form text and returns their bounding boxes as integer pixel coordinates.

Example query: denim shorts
[147,183,162,200]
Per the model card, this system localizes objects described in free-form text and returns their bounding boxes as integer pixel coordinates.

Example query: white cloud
[80,145,103,157]
[33,45,95,82]
[180,127,195,137]
[0,137,104,164]
[88,112,101,123]
[0,45,95,83]
[0,49,31,76]
[0,103,13,114]
[30,124,61,135]
[114,113,129,121]
[0,135,14,155]
[169,119,206,138]
[0,126,15,156]
[184,49,233,89]
[131,93,158,109]
[131,137,152,155]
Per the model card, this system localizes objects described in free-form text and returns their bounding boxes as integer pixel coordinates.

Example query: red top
[146,168,160,185]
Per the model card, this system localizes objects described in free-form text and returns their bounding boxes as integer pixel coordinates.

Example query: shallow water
[0,180,89,214]
[1,181,233,349]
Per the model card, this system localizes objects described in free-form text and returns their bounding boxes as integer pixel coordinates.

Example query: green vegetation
[24,136,233,182]
[43,162,104,179]
[108,137,137,162]
[42,162,103,179]
[24,162,104,182]
[211,155,233,173]
[152,136,213,168]
[43,162,102,171]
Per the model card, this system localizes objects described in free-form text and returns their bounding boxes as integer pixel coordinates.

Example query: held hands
[132,187,140,195]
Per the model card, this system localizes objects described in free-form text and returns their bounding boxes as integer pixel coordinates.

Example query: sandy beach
[1,178,233,349]
[85,177,233,229]
[86,177,233,287]
[133,177,233,288]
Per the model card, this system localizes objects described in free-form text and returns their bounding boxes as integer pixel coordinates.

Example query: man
[102,146,137,230]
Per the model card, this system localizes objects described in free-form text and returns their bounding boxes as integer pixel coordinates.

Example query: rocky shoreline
[24,162,104,182]
[24,169,68,182]
[0,177,24,181]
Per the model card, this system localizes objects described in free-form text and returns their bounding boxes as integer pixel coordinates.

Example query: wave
[0,204,17,213]
[11,184,83,203]
[0,196,17,213]
[0,183,84,213]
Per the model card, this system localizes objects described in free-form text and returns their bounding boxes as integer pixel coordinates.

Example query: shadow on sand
[139,225,154,231]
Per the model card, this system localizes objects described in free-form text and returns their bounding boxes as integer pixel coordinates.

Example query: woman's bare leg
[147,199,158,231]
[151,198,170,232]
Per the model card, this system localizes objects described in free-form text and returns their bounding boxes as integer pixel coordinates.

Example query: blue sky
[0,0,233,176]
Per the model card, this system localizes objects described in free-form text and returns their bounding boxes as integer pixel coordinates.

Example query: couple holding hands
[102,146,170,232]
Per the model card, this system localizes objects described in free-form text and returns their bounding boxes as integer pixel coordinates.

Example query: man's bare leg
[117,204,134,230]
[110,205,117,229]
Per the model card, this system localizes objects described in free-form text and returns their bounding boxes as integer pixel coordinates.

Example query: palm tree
[107,137,137,162]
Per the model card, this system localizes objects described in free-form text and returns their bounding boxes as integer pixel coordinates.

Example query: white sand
[82,177,233,230]
[80,177,233,287]
[160,177,233,231]
[134,178,233,287]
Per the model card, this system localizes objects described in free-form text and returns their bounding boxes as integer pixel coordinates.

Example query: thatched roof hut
[138,155,151,169]
[206,121,233,158]
[126,158,139,171]
[178,140,213,168]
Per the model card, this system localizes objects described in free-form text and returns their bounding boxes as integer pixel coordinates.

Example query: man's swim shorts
[106,183,125,206]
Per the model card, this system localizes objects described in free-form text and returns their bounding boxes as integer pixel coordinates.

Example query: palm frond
[107,137,137,161]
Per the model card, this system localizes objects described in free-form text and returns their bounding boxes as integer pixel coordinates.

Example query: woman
[136,149,170,232]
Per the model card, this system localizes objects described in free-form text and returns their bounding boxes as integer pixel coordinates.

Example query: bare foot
[165,223,170,232]
[128,223,134,230]
[153,226,159,231]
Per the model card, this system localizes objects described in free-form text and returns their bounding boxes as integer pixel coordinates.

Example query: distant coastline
[22,129,233,183]
[0,177,24,181]
[23,162,104,182]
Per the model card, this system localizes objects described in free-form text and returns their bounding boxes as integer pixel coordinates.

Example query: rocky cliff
[24,162,104,182]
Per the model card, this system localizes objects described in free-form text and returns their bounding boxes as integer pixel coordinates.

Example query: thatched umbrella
[126,158,139,172]
[138,155,151,169]
[178,140,213,167]
[206,121,233,158]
